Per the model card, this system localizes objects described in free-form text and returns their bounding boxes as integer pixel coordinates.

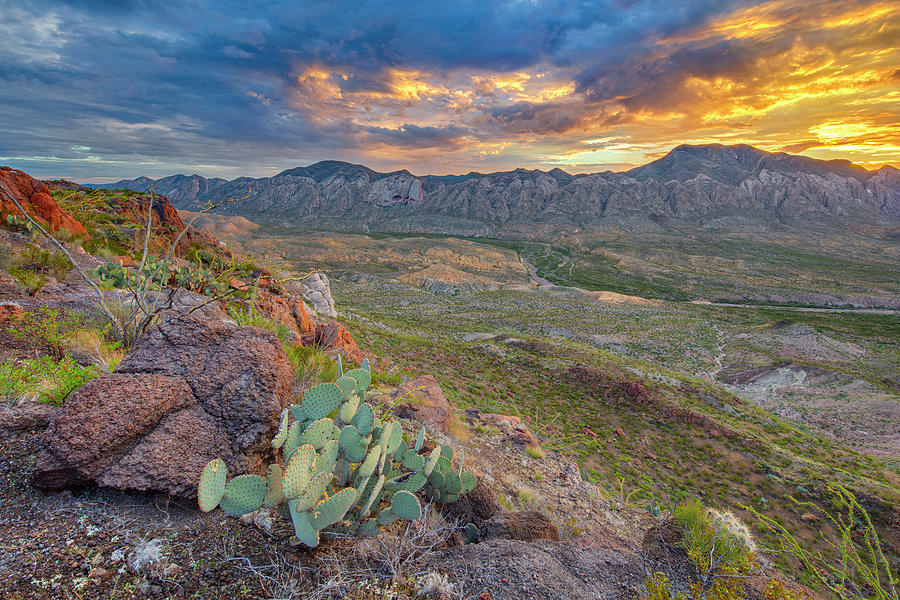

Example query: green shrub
[283,343,341,386]
[12,242,73,279]
[673,498,755,577]
[7,266,48,295]
[7,307,82,359]
[0,355,100,405]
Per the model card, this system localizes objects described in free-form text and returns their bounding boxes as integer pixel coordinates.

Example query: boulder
[254,287,314,340]
[0,166,88,236]
[482,413,538,446]
[393,374,452,435]
[33,316,293,498]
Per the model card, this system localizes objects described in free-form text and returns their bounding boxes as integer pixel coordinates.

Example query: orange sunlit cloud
[277,0,899,173]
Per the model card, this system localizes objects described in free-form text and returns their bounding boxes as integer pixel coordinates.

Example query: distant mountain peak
[92,143,899,232]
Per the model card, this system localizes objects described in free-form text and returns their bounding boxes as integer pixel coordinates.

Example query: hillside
[99,144,900,236]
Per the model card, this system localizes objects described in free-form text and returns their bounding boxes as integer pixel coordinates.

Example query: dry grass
[448,411,471,443]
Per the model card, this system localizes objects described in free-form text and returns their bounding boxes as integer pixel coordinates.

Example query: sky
[1,0,898,183]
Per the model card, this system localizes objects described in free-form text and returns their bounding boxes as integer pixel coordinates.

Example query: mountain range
[97,144,900,236]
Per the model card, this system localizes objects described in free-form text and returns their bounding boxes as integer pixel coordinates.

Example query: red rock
[255,287,315,338]
[303,321,361,362]
[615,427,625,437]
[115,255,136,267]
[801,512,818,522]
[393,374,452,435]
[230,278,248,289]
[0,166,87,236]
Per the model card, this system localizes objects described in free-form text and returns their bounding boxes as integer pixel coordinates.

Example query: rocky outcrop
[302,321,362,362]
[392,374,452,434]
[101,144,900,236]
[33,316,293,497]
[292,272,337,318]
[253,286,315,340]
[0,166,88,236]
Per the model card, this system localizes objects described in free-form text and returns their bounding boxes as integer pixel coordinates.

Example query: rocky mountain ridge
[98,144,900,236]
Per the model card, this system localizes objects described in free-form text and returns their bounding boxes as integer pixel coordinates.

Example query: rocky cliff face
[0,167,88,236]
[99,144,900,236]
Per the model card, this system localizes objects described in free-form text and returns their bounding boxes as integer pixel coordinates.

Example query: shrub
[673,498,755,580]
[0,355,100,405]
[749,485,898,600]
[7,307,82,359]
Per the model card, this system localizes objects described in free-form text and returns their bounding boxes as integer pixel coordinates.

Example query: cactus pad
[444,470,462,495]
[310,487,357,530]
[378,422,393,453]
[271,410,290,449]
[297,471,332,512]
[360,474,385,517]
[219,474,266,516]
[283,444,316,499]
[386,420,403,454]
[351,402,375,436]
[414,426,425,452]
[391,490,422,520]
[334,458,350,487]
[376,507,397,526]
[298,417,333,450]
[197,458,227,512]
[344,368,371,394]
[283,421,303,463]
[461,472,477,494]
[441,445,453,460]
[289,404,307,423]
[339,395,360,424]
[301,383,342,420]
[335,376,357,402]
[398,471,427,493]
[401,449,425,471]
[288,501,320,548]
[428,469,445,489]
[424,446,441,475]
[264,464,284,508]
[359,447,381,479]
[339,425,367,462]
[360,358,370,371]
[315,439,339,475]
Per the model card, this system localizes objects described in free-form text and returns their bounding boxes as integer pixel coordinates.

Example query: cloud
[0,0,897,179]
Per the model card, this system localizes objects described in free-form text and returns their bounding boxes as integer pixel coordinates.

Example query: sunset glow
[1,0,898,180]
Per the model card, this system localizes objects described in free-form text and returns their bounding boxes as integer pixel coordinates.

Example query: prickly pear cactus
[198,458,227,512]
[197,368,475,547]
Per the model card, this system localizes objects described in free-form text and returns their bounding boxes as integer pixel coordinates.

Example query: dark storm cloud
[0,0,897,178]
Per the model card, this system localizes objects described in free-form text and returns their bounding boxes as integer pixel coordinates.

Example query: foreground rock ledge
[33,316,293,498]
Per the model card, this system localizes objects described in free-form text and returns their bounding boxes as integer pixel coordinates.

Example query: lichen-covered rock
[32,316,293,497]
